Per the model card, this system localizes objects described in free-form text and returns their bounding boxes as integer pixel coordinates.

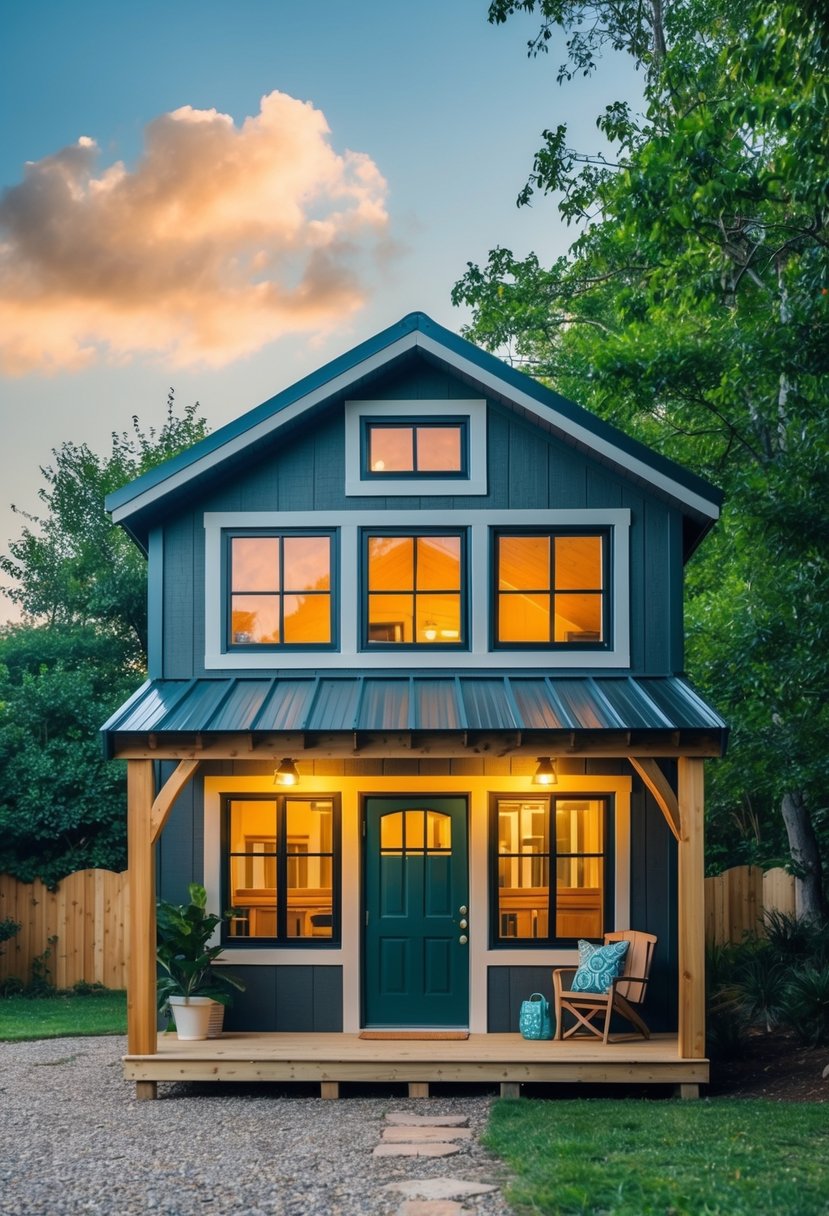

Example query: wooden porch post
[127,759,157,1100]
[677,757,705,1078]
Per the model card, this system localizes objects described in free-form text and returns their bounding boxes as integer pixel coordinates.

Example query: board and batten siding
[155,359,683,678]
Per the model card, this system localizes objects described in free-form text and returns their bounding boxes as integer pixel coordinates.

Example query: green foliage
[484,1097,829,1216]
[0,990,126,1040]
[156,883,245,1017]
[0,394,209,884]
[0,917,21,953]
[27,936,58,999]
[456,0,829,902]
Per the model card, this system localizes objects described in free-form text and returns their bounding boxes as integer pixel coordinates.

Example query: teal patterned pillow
[571,939,629,993]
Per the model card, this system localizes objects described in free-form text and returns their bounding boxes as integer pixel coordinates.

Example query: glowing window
[225,797,339,943]
[365,532,465,646]
[365,420,466,476]
[228,533,334,648]
[493,797,607,944]
[495,532,607,646]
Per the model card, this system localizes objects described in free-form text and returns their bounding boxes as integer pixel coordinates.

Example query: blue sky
[0,0,638,619]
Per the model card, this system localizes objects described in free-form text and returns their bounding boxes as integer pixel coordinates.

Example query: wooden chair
[552,929,657,1044]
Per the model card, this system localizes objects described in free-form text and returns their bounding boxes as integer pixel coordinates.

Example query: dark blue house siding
[155,356,682,679]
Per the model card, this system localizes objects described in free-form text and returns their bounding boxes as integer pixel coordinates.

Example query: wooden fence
[704,865,796,946]
[0,869,129,990]
[0,863,797,989]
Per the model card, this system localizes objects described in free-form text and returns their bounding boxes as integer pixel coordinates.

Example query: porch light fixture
[533,757,558,787]
[274,758,300,787]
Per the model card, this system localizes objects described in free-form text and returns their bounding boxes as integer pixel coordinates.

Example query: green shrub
[780,964,829,1047]
[0,918,21,953]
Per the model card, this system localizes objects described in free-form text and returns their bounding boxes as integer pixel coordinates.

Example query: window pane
[381,811,404,853]
[368,536,414,591]
[231,537,280,592]
[416,594,461,643]
[368,593,413,642]
[231,595,279,644]
[283,536,330,592]
[416,535,461,590]
[553,593,603,643]
[229,800,277,852]
[497,858,549,939]
[499,536,549,591]
[426,811,451,852]
[405,810,425,850]
[369,426,413,472]
[498,592,550,643]
[416,426,462,472]
[556,857,603,939]
[556,800,604,855]
[555,535,602,590]
[283,593,331,643]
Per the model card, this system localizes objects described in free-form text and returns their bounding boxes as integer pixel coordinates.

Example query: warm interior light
[423,619,438,641]
[533,757,557,786]
[274,758,300,787]
[372,459,385,471]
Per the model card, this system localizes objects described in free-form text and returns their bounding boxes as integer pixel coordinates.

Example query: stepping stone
[374,1142,461,1158]
[385,1180,499,1200]
[386,1113,469,1127]
[396,1201,469,1216]
[383,1126,473,1142]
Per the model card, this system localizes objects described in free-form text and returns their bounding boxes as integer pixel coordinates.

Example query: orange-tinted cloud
[0,92,392,373]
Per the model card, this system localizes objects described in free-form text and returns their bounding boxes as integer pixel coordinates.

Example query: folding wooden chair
[552,929,657,1044]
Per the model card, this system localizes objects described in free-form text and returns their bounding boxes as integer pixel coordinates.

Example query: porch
[124,1031,708,1099]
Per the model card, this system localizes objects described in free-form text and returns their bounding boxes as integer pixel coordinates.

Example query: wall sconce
[533,757,557,786]
[274,758,300,787]
[423,619,438,642]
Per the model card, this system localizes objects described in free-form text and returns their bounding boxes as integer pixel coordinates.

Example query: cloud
[0,92,392,373]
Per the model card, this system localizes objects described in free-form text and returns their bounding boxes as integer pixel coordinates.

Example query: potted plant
[156,883,245,1040]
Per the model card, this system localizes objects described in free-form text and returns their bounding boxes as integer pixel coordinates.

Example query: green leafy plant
[156,883,244,1020]
[27,936,58,998]
[0,917,21,954]
[780,964,829,1048]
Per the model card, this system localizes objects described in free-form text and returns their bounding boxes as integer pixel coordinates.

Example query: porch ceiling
[102,672,727,759]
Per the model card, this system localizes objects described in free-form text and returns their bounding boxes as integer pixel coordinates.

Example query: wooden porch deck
[124,1032,708,1099]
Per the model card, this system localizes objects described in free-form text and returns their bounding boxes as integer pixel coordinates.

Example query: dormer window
[228,531,335,648]
[364,419,468,477]
[494,530,609,648]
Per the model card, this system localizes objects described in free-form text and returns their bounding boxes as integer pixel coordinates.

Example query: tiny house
[103,313,726,1098]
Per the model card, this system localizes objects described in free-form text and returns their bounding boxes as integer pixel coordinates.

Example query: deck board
[124,1032,708,1087]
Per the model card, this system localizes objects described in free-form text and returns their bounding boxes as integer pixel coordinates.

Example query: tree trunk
[780,790,826,922]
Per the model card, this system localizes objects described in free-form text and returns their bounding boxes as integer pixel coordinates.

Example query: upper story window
[494,530,608,648]
[363,418,468,478]
[492,795,609,946]
[228,531,335,648]
[364,531,466,647]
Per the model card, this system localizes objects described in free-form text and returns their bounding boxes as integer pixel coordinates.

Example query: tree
[0,394,209,884]
[454,0,829,915]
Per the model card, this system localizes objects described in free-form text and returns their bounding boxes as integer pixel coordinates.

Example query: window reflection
[230,534,332,647]
[367,422,464,474]
[496,533,605,645]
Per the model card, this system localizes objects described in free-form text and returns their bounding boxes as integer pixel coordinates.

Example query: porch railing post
[677,757,705,1061]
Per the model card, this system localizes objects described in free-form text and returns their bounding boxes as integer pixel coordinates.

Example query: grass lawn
[485,1097,829,1216]
[0,991,127,1041]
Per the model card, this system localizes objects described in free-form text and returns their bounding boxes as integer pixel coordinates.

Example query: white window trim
[204,509,631,670]
[344,399,488,496]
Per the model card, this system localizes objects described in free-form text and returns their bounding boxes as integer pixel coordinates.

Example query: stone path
[374,1110,501,1216]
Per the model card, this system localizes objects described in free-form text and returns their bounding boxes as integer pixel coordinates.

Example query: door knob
[459,934,468,945]
[459,919,468,929]
[459,905,468,915]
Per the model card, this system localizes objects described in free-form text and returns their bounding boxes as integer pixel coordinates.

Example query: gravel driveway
[0,1036,512,1215]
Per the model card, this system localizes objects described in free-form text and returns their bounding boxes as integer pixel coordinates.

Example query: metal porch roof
[101,673,727,753]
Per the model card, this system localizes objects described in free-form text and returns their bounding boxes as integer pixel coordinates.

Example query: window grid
[363,530,467,649]
[363,418,469,478]
[227,531,335,650]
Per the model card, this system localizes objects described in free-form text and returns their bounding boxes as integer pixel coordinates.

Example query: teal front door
[364,797,469,1028]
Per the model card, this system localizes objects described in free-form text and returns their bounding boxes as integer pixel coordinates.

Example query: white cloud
[0,92,392,374]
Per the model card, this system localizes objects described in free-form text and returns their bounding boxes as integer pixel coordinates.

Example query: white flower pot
[169,996,217,1041]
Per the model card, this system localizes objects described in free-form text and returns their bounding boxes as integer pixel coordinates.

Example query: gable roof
[107,311,723,553]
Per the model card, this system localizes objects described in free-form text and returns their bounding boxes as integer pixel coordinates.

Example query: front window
[364,531,466,646]
[228,531,334,648]
[494,531,608,646]
[364,419,467,477]
[492,796,608,945]
[225,796,339,943]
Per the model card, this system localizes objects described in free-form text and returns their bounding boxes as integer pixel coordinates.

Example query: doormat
[359,1030,470,1040]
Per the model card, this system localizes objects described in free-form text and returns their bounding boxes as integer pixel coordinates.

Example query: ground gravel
[0,1036,512,1216]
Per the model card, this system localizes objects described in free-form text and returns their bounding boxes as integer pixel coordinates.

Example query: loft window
[494,530,608,647]
[227,531,335,648]
[363,418,468,477]
[491,796,610,946]
[224,796,340,944]
[363,531,466,647]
